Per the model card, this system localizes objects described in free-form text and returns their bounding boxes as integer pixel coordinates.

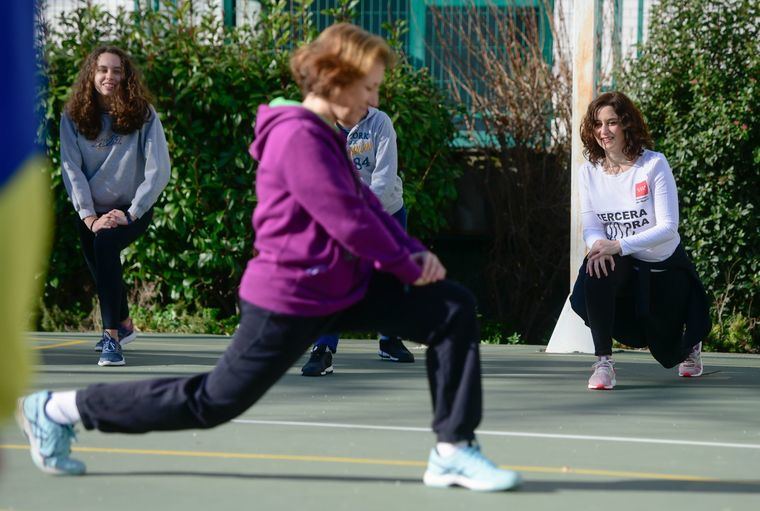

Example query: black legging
[572,247,704,367]
[75,208,153,330]
[583,254,635,357]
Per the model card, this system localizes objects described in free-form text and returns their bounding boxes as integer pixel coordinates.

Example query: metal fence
[38,1,653,107]
[40,1,549,80]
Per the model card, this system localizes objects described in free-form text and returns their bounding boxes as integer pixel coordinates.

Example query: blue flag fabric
[0,0,51,420]
[1,0,40,190]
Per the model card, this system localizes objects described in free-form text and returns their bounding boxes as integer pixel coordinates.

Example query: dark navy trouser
[77,272,483,443]
[75,208,153,330]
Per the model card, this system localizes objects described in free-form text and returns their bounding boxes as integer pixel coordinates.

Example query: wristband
[88,218,97,231]
[126,212,134,225]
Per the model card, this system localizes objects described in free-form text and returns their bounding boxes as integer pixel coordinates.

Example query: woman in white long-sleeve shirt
[570,91,710,390]
[60,46,170,367]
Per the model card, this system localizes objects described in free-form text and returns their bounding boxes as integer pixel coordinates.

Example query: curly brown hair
[580,91,653,165]
[290,23,395,99]
[65,46,152,140]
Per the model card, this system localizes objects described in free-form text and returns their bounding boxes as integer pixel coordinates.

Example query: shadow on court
[39,348,225,367]
[81,471,760,494]
[85,471,423,485]
[521,479,760,494]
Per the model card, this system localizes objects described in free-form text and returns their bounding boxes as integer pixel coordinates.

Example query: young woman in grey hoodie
[59,46,170,367]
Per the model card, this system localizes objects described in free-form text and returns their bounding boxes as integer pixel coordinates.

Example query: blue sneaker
[378,336,415,362]
[301,344,334,376]
[97,331,125,366]
[423,443,521,491]
[95,324,137,352]
[16,391,86,475]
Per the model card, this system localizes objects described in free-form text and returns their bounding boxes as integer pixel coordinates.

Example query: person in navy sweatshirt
[16,24,521,492]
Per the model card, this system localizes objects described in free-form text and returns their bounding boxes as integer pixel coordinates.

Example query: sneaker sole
[301,365,334,377]
[423,471,522,491]
[378,350,414,363]
[98,359,126,367]
[679,369,703,377]
[15,400,52,474]
[587,380,616,390]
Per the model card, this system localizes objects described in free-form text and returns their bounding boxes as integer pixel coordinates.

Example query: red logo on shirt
[635,180,649,198]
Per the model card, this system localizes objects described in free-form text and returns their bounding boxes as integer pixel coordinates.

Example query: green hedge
[621,0,758,351]
[37,1,460,330]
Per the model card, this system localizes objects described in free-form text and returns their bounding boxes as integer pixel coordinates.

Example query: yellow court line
[32,339,226,350]
[30,340,86,350]
[507,465,716,481]
[0,444,724,482]
[30,339,226,352]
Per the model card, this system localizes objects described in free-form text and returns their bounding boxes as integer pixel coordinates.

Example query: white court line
[232,419,760,450]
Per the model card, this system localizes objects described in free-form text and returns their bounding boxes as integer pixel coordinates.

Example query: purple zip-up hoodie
[239,103,425,316]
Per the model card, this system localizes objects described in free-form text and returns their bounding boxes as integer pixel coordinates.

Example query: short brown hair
[290,23,395,98]
[580,91,653,165]
[65,46,152,140]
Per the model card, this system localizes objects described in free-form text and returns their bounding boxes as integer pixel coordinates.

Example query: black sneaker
[378,337,415,363]
[301,345,334,376]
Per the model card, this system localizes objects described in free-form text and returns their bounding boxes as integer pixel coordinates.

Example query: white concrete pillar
[545,0,596,353]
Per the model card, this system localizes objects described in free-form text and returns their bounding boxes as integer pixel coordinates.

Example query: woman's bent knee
[93,230,122,253]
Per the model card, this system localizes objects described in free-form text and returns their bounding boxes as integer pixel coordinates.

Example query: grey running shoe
[678,342,703,377]
[588,358,616,390]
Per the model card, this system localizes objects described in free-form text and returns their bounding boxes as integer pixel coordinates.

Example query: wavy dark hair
[65,46,152,140]
[580,91,653,165]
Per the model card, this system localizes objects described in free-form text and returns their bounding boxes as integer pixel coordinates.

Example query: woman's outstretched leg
[17,301,325,473]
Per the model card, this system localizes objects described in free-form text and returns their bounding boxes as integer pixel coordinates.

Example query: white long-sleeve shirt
[581,149,680,262]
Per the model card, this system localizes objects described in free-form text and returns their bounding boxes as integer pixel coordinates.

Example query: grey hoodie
[60,106,170,220]
[342,107,404,215]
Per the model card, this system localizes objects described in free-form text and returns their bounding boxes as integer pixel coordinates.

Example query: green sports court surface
[1,332,758,511]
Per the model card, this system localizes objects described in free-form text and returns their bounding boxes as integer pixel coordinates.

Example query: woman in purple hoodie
[16,23,520,492]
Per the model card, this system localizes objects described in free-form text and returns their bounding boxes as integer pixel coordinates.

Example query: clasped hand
[586,239,621,278]
[90,210,130,232]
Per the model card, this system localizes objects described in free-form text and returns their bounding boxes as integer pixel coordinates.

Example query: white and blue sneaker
[97,331,125,366]
[16,391,86,475]
[423,442,521,491]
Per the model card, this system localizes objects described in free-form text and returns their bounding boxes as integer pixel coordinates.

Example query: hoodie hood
[338,107,378,134]
[249,103,343,162]
[363,107,379,124]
